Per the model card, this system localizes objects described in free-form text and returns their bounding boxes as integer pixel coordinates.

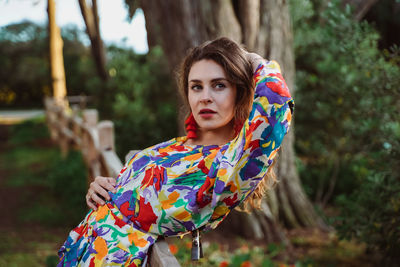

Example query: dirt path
[0,110,44,124]
[0,123,67,266]
[0,124,21,227]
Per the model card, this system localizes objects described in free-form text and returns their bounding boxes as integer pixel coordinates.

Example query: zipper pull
[191,229,203,261]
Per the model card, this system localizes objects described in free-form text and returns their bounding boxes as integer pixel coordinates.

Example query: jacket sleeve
[196,60,294,228]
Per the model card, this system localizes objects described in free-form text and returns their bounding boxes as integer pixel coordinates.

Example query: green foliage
[0,21,49,107]
[0,21,98,108]
[0,20,177,158]
[46,255,60,267]
[1,118,87,227]
[291,0,400,200]
[0,228,65,266]
[0,253,43,267]
[61,25,101,99]
[169,237,306,267]
[105,45,178,157]
[290,0,400,261]
[335,173,400,262]
[20,149,88,226]
[9,116,50,145]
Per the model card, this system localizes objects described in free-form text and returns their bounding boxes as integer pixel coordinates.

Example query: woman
[58,37,294,266]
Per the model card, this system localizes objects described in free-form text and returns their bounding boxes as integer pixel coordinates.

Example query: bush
[0,22,99,108]
[290,0,400,262]
[336,173,400,263]
[105,45,178,158]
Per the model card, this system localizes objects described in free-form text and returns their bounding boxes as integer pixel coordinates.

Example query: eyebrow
[189,78,229,83]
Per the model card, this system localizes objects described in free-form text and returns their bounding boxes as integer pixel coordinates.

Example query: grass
[165,228,373,267]
[166,236,305,267]
[0,117,88,227]
[3,147,60,187]
[0,117,88,265]
[0,227,66,267]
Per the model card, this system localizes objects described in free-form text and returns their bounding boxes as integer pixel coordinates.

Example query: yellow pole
[48,0,68,107]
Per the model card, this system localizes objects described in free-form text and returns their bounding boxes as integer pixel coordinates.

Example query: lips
[199,109,216,114]
[199,108,216,119]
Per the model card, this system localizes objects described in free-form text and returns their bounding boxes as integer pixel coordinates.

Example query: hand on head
[245,52,264,72]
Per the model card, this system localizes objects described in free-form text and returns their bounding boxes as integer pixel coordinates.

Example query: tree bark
[135,0,244,135]
[237,0,260,51]
[139,0,242,73]
[263,0,326,229]
[78,0,108,81]
[47,0,68,107]
[127,0,328,242]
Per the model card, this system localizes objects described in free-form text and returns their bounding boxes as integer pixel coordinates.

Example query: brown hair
[177,37,277,210]
[178,37,254,125]
[237,161,277,212]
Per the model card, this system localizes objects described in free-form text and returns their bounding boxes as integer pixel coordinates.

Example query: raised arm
[197,58,294,227]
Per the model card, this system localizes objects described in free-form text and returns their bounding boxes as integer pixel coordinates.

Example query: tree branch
[77,0,108,81]
[343,0,381,21]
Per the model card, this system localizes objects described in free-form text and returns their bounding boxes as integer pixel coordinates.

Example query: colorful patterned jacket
[58,60,294,266]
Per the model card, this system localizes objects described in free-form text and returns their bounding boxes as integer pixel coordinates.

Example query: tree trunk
[78,0,108,81]
[47,0,68,107]
[128,0,328,242]
[343,0,381,21]
[223,0,328,242]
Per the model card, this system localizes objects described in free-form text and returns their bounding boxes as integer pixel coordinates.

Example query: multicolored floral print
[58,60,294,266]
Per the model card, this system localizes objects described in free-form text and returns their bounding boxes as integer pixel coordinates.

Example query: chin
[199,123,231,132]
[198,125,219,131]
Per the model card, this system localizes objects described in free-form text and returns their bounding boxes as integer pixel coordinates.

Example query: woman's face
[188,59,236,134]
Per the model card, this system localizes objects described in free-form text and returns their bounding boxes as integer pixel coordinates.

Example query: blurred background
[0,0,399,266]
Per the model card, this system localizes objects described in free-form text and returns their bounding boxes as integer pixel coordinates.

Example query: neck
[188,122,235,146]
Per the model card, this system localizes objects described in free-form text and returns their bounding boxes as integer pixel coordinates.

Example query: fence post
[82,109,100,184]
[59,109,69,158]
[53,101,63,141]
[82,109,98,128]
[71,105,83,149]
[44,97,58,141]
[98,121,115,151]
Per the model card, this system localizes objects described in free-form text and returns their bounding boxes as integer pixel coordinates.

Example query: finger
[87,201,97,210]
[86,195,98,210]
[92,182,110,201]
[91,180,109,198]
[95,177,115,193]
[103,182,116,195]
[106,178,117,193]
[94,175,105,181]
[248,54,264,71]
[91,192,106,206]
[107,177,116,186]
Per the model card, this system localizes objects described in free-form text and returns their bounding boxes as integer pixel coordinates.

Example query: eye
[214,83,226,90]
[190,84,202,91]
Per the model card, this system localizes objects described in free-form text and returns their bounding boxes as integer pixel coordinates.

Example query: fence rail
[44,96,180,267]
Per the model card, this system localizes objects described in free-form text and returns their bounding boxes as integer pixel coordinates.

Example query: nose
[200,86,212,103]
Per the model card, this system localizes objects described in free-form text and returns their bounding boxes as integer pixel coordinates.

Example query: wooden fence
[44,96,181,267]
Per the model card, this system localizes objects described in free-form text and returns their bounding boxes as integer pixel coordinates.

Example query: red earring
[234,119,243,136]
[185,113,198,139]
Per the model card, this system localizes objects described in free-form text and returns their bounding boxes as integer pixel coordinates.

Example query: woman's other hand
[245,52,264,72]
[86,176,117,210]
